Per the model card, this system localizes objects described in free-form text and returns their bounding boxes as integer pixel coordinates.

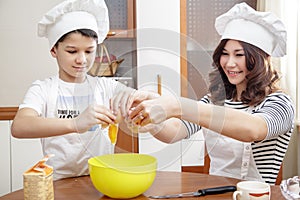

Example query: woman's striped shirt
[182,92,295,185]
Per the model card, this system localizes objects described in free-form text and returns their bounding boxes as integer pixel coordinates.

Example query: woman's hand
[128,95,179,126]
[73,104,116,133]
[110,87,136,117]
[111,89,160,119]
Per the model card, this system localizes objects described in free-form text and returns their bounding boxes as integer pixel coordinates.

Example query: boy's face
[50,32,97,83]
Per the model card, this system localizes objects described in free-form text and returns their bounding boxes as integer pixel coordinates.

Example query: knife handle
[198,186,237,196]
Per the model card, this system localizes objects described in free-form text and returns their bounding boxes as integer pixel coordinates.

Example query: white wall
[136,0,184,171]
[0,0,62,106]
[136,0,181,95]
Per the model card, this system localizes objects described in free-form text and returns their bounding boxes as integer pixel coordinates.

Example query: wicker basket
[88,44,124,77]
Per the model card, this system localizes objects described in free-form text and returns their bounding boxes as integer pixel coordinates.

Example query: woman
[123,3,295,185]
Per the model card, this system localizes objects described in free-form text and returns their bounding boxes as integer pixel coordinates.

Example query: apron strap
[46,75,59,118]
[86,75,101,105]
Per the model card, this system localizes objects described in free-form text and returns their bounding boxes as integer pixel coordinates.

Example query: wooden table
[0,171,285,199]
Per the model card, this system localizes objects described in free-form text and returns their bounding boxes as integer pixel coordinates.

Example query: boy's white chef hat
[215,2,287,57]
[38,0,109,49]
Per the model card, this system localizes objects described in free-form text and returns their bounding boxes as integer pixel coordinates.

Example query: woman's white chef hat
[215,2,287,57]
[38,0,109,49]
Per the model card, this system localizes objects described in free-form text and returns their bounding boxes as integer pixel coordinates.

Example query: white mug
[233,181,270,200]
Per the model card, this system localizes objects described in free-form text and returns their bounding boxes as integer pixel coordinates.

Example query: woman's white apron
[203,107,263,182]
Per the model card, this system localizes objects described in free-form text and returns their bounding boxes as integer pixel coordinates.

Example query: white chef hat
[215,2,287,57]
[38,0,109,49]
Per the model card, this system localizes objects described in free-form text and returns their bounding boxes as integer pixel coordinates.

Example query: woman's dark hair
[54,29,98,47]
[208,39,280,106]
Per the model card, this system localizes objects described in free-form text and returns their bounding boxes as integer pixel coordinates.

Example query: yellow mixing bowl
[88,153,157,199]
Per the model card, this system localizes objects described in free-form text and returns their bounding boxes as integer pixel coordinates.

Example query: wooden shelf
[0,107,18,120]
[107,30,135,39]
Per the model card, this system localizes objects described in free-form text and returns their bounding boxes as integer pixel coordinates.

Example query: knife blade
[148,185,236,199]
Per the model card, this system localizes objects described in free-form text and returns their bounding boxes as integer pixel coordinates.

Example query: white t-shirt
[19,75,128,180]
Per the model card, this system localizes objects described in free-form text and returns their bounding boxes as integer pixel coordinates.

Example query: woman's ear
[50,47,57,58]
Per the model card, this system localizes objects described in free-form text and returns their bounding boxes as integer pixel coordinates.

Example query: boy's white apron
[40,75,111,180]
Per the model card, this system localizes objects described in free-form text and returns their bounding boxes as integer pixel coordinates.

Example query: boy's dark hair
[54,29,98,47]
[208,39,280,106]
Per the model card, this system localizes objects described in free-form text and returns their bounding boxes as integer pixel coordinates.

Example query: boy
[11,0,133,180]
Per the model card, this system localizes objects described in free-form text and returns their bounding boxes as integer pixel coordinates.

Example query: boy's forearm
[11,117,75,138]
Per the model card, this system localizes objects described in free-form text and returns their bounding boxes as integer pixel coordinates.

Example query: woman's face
[51,32,97,83]
[220,39,249,92]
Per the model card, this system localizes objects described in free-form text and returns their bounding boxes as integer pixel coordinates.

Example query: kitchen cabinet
[0,121,10,196]
[10,133,43,192]
[0,120,43,196]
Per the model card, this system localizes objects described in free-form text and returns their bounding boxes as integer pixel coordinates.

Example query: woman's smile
[227,70,243,76]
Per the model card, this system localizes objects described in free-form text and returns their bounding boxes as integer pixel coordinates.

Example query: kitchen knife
[148,185,236,199]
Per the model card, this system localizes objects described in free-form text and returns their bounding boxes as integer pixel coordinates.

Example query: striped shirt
[182,92,295,185]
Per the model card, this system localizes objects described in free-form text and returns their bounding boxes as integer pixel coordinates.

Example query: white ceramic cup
[232,181,270,200]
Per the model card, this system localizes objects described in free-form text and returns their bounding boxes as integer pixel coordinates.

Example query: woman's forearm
[177,98,268,142]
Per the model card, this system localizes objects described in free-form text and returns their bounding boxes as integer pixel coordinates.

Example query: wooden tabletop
[0,171,285,199]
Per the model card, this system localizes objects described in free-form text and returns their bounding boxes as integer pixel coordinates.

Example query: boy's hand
[72,104,116,133]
